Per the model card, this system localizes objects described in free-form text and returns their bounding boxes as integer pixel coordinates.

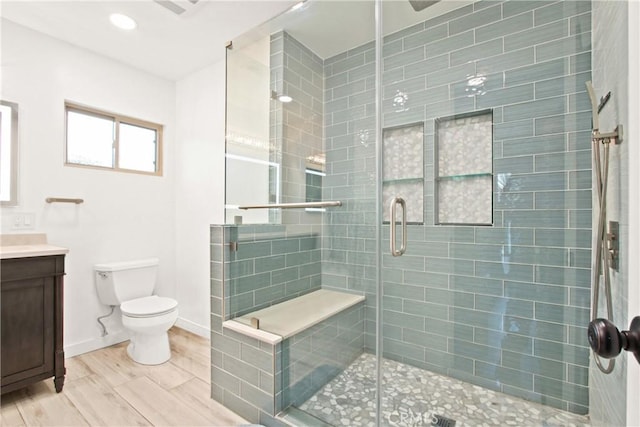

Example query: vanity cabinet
[1,255,66,394]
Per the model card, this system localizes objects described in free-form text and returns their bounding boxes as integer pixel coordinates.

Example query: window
[65,102,163,175]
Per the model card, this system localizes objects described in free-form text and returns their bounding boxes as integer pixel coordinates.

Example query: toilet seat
[121,295,178,318]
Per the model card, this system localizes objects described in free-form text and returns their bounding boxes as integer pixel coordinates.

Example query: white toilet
[94,258,178,365]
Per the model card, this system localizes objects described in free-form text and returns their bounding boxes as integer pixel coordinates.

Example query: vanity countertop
[0,233,69,259]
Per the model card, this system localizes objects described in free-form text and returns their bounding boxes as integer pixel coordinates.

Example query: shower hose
[591,128,615,374]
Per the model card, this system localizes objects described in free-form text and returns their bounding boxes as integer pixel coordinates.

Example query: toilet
[94,258,178,365]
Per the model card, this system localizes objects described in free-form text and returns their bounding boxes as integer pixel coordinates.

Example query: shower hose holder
[588,316,640,365]
[592,125,623,145]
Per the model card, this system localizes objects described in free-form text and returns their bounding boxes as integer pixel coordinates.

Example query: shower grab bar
[45,197,84,204]
[389,197,407,257]
[238,201,342,210]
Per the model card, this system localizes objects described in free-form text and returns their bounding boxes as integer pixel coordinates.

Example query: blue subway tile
[476,361,534,390]
[449,5,502,35]
[474,327,533,354]
[502,350,566,380]
[384,309,425,331]
[477,84,535,109]
[450,307,503,330]
[535,302,590,327]
[477,47,535,75]
[504,96,566,122]
[476,260,534,282]
[534,375,589,406]
[449,338,501,364]
[403,328,448,352]
[494,119,535,141]
[425,288,474,309]
[384,46,425,71]
[450,38,503,66]
[503,1,555,18]
[536,34,592,63]
[535,1,592,26]
[475,294,534,318]
[426,257,474,276]
[505,19,568,52]
[477,12,533,43]
[403,23,449,50]
[426,31,474,58]
[505,280,568,305]
[535,150,591,172]
[535,265,590,288]
[535,190,591,209]
[505,58,568,87]
[404,299,449,320]
[503,316,567,342]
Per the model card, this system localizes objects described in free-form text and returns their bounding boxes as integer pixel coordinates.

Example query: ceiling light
[289,2,305,12]
[110,13,137,30]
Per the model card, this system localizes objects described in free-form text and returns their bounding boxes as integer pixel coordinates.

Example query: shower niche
[382,122,424,224]
[434,109,493,225]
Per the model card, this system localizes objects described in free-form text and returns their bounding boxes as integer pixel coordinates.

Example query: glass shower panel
[378,0,593,425]
[225,33,274,224]
[223,2,378,426]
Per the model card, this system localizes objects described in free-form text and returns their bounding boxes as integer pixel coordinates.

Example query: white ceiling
[1,0,469,81]
[0,0,298,80]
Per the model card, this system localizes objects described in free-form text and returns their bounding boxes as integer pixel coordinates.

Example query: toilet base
[127,331,171,365]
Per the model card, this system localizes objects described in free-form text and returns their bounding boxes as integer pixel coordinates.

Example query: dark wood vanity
[1,254,66,394]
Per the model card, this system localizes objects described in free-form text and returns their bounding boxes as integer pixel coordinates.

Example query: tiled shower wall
[589,1,629,425]
[223,224,322,319]
[322,0,592,414]
[270,31,325,225]
[210,225,364,426]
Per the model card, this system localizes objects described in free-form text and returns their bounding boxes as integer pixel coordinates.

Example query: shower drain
[432,414,456,427]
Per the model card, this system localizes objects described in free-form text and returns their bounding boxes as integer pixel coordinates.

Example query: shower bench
[223,288,364,344]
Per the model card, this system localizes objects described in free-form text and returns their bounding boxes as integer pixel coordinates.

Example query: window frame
[64,101,163,176]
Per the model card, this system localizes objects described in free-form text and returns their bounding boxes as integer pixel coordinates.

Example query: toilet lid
[121,295,178,318]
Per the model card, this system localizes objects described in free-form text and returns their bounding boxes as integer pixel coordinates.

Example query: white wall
[0,19,177,356]
[626,1,640,424]
[174,60,226,336]
[590,1,640,425]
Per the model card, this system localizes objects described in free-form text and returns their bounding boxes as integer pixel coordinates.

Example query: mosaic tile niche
[383,123,425,223]
[435,110,493,225]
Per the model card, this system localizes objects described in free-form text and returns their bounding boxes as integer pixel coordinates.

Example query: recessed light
[290,2,305,12]
[110,13,137,30]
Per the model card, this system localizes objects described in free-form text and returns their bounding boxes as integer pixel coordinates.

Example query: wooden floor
[0,327,248,426]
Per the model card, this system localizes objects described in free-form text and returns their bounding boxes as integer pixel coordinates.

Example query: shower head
[408,0,440,12]
[585,81,599,131]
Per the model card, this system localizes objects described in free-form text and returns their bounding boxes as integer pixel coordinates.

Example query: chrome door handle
[390,197,407,257]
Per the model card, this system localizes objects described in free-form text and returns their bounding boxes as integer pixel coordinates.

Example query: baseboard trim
[175,317,210,338]
[64,330,130,358]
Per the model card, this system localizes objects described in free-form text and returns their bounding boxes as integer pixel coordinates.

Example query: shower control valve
[588,317,640,365]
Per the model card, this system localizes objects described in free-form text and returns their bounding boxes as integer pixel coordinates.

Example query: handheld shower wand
[585,81,622,374]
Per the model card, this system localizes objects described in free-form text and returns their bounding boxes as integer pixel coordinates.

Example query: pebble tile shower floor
[298,353,590,427]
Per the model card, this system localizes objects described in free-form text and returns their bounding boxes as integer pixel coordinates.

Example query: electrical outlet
[10,212,36,230]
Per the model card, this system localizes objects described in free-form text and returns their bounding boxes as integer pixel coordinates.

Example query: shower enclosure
[212,1,633,425]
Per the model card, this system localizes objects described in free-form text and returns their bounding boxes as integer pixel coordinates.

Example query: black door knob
[588,317,640,364]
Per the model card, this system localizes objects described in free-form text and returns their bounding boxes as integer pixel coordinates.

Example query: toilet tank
[94,258,159,305]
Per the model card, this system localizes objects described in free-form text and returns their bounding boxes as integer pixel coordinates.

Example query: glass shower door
[377,0,593,425]
[222,0,598,425]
